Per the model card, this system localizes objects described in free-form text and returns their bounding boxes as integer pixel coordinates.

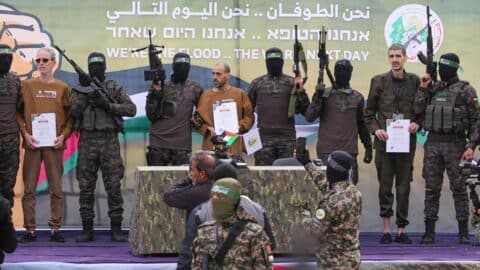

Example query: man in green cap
[191,178,273,269]
[70,52,137,242]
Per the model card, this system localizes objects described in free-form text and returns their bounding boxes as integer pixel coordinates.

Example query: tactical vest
[424,82,469,134]
[79,80,119,131]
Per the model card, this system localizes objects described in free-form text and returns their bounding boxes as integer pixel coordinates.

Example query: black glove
[315,83,325,96]
[95,93,110,110]
[79,73,92,87]
[296,149,311,165]
[363,148,373,163]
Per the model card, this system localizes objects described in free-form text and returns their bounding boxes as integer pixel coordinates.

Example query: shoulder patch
[315,208,326,220]
[198,220,216,228]
[245,221,263,233]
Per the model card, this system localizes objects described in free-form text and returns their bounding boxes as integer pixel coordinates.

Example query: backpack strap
[214,219,249,265]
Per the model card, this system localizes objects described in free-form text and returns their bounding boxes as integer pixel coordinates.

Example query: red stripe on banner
[36,132,79,188]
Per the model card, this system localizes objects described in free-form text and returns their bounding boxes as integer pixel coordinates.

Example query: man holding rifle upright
[414,52,480,245]
[247,25,310,165]
[247,46,309,165]
[145,53,204,166]
[305,27,372,184]
[68,51,136,242]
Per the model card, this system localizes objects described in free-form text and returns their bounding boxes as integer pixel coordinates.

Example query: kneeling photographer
[459,160,480,244]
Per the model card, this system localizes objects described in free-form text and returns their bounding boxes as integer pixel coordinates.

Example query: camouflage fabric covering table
[129,166,323,256]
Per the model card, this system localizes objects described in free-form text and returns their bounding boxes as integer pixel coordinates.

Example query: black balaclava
[326,150,353,186]
[88,52,107,82]
[0,44,13,75]
[265,47,283,77]
[439,53,460,82]
[334,59,353,89]
[171,53,190,83]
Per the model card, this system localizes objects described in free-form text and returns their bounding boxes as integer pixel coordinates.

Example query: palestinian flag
[223,131,239,147]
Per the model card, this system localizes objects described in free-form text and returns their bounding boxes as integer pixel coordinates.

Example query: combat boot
[458,220,470,245]
[420,219,435,244]
[76,219,94,242]
[111,218,125,242]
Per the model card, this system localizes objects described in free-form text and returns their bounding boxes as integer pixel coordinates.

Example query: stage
[3,230,480,270]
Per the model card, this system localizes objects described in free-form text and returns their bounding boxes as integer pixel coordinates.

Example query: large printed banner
[3,0,480,230]
[5,1,480,94]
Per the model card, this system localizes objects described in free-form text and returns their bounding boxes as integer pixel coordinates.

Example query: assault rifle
[317,26,336,89]
[131,29,166,88]
[417,6,437,83]
[54,45,124,132]
[288,24,308,118]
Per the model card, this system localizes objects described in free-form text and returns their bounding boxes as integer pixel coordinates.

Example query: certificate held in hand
[213,99,239,134]
[32,113,56,147]
[386,119,410,153]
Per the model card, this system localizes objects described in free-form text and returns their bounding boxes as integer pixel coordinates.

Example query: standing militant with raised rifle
[247,28,310,165]
[0,44,21,208]
[67,50,137,242]
[191,178,273,269]
[136,31,204,165]
[295,147,362,269]
[414,52,479,244]
[414,6,480,245]
[145,52,204,165]
[305,27,372,184]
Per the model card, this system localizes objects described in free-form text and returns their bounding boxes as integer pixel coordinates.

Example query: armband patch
[315,208,326,220]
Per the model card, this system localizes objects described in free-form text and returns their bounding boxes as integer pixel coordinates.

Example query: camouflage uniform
[191,207,272,269]
[146,80,203,165]
[247,74,310,165]
[0,73,21,207]
[472,213,480,242]
[413,79,479,223]
[301,162,362,270]
[70,80,136,224]
[306,88,371,184]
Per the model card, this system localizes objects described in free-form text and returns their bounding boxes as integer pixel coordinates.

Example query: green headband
[211,185,240,202]
[174,57,190,63]
[88,56,105,64]
[0,47,12,55]
[439,58,464,72]
[266,51,282,59]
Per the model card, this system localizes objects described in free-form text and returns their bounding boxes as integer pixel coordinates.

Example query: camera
[459,160,480,185]
[210,133,252,197]
[210,133,246,168]
[459,160,480,209]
